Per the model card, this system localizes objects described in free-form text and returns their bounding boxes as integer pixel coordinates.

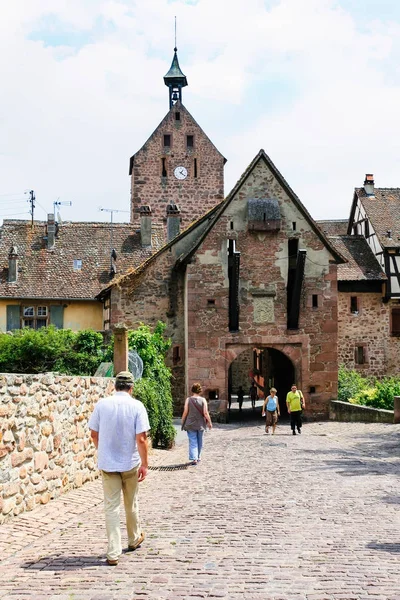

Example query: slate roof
[354,188,400,249]
[317,219,348,236]
[327,235,386,282]
[0,220,165,300]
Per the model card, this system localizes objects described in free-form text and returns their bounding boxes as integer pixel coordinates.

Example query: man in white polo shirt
[89,371,150,566]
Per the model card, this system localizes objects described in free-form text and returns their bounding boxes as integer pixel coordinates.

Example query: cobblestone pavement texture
[0,420,399,600]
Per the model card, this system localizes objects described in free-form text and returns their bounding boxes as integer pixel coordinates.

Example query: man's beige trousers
[101,466,141,560]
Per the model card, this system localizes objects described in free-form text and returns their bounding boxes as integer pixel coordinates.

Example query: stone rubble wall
[0,373,114,524]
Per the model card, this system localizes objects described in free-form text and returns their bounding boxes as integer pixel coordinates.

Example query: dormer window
[73,259,82,271]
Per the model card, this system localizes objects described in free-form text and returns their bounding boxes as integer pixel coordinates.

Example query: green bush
[0,327,105,376]
[349,387,377,406]
[128,322,175,449]
[364,377,400,410]
[339,366,400,410]
[104,322,176,449]
[338,365,369,402]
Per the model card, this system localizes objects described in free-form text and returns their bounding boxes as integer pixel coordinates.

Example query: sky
[1,0,400,224]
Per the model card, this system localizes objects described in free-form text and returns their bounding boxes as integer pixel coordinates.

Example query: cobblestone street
[0,420,399,600]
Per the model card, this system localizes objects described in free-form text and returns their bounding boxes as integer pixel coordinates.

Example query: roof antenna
[175,15,177,50]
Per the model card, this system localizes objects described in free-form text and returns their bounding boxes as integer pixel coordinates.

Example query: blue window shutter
[6,305,20,330]
[50,305,64,329]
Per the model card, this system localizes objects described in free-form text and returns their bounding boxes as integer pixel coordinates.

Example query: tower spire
[163,42,188,109]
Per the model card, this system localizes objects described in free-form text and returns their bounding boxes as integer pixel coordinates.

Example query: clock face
[174,166,188,180]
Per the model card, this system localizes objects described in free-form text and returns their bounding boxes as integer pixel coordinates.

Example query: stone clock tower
[129,48,226,231]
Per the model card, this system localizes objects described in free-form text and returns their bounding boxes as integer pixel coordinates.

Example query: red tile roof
[0,220,165,299]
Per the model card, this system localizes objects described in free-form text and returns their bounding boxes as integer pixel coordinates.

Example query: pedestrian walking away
[249,381,258,410]
[286,384,305,435]
[181,382,212,465]
[262,387,280,434]
[237,385,245,412]
[88,371,150,566]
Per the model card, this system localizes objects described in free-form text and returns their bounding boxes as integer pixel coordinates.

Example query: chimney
[47,213,56,249]
[364,174,374,196]
[166,203,181,242]
[140,206,152,247]
[8,246,18,283]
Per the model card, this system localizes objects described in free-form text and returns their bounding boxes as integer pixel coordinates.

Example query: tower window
[161,158,167,178]
[194,158,198,178]
[163,134,171,148]
[175,112,180,121]
[292,222,297,231]
[312,294,318,308]
[186,135,194,149]
[230,221,234,230]
[350,296,358,314]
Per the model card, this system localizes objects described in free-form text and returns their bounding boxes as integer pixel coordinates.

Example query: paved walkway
[0,421,399,600]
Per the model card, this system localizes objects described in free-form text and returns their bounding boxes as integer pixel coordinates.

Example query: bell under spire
[164,47,188,109]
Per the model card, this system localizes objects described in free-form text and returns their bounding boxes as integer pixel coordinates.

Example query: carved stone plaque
[254,297,274,323]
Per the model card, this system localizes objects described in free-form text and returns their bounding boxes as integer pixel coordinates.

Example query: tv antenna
[53,199,72,223]
[99,207,130,274]
[25,190,35,228]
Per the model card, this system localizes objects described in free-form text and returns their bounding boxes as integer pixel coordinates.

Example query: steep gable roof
[176,149,346,266]
[0,220,165,300]
[349,187,400,249]
[129,102,226,175]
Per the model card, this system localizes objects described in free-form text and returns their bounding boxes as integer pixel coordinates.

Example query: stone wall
[330,400,393,423]
[337,292,389,377]
[0,373,113,523]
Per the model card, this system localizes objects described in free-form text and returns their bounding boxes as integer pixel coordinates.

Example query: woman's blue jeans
[187,430,204,461]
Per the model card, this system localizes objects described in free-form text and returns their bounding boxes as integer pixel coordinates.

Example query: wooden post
[113,325,128,375]
[394,396,400,424]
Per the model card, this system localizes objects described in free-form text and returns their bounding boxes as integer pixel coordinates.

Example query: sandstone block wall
[0,373,113,523]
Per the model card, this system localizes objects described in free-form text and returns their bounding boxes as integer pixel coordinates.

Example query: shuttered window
[392,308,400,336]
[49,305,64,329]
[6,305,20,331]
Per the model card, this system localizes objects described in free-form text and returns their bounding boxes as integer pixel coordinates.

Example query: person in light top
[262,387,280,434]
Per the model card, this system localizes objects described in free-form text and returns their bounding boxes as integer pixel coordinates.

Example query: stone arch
[223,343,301,419]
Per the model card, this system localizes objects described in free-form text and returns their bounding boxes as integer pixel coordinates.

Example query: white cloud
[1,0,400,223]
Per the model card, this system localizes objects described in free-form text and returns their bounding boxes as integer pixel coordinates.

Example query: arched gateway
[221,344,300,421]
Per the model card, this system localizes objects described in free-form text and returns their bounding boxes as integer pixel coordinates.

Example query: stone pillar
[113,325,128,375]
[394,396,400,424]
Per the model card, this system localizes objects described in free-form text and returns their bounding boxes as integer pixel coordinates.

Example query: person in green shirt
[286,384,305,435]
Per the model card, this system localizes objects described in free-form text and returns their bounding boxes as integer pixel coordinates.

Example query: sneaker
[128,532,145,551]
[292,430,296,435]
[106,557,119,566]
[297,428,301,434]
[265,428,269,434]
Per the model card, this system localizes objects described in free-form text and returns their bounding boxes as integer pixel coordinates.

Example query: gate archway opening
[228,347,295,422]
